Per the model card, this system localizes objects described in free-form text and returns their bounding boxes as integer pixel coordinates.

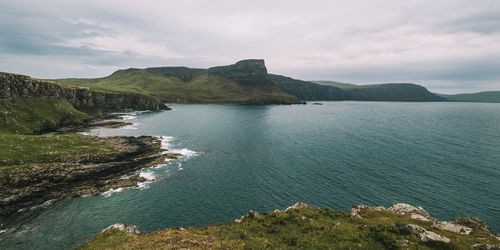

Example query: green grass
[313,80,365,89]
[54,68,299,104]
[0,133,116,167]
[439,91,500,103]
[77,206,500,249]
[0,97,91,134]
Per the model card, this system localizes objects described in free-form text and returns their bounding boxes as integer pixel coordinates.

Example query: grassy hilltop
[55,59,300,105]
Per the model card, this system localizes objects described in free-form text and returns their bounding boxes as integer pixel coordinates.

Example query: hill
[78,203,500,249]
[440,91,500,103]
[270,75,446,102]
[54,59,300,105]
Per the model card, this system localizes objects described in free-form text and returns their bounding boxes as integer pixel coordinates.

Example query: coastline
[78,203,500,249]
[0,111,179,218]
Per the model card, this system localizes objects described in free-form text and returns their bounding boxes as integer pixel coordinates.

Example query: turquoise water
[1,102,500,249]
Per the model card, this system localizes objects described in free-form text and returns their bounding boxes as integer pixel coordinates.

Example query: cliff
[0,72,168,115]
[208,59,274,86]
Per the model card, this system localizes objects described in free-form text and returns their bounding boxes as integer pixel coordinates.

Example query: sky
[1,0,499,94]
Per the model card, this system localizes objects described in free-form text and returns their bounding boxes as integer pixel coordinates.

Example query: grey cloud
[0,0,499,94]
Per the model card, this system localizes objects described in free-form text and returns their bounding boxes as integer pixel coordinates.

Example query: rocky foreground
[79,203,499,249]
[0,136,180,217]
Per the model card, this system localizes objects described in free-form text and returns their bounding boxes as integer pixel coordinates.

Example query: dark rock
[0,72,169,115]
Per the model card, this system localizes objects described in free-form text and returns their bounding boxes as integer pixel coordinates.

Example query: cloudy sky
[1,0,499,93]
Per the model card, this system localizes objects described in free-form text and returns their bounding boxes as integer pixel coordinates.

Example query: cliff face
[0,72,168,115]
[208,59,275,86]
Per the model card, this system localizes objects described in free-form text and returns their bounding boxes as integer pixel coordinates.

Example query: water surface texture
[2,102,500,249]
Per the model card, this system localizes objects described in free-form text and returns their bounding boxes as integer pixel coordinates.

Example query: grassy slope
[77,206,499,249]
[313,80,363,89]
[0,97,91,134]
[55,68,298,104]
[439,91,500,103]
[0,134,117,172]
[0,97,118,174]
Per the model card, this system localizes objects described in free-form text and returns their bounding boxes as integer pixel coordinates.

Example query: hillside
[55,59,300,105]
[440,91,500,103]
[78,203,500,249]
[270,74,347,101]
[270,75,446,102]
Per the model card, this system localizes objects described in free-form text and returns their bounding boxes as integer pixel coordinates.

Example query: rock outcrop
[0,72,168,115]
[208,59,273,86]
[352,203,475,236]
[405,224,451,243]
[100,224,141,235]
[235,210,261,223]
[0,136,178,217]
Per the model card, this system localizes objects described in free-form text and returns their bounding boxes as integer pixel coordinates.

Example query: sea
[1,101,499,249]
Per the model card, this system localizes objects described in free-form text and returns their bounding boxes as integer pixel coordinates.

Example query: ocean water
[1,102,499,249]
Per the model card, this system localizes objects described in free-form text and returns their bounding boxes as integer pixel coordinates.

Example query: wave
[101,187,125,197]
[171,148,199,158]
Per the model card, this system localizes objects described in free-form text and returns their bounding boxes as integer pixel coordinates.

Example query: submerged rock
[100,224,140,235]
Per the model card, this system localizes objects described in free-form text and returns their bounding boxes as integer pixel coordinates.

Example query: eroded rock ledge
[0,136,179,217]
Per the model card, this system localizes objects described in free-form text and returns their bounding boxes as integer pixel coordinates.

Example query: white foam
[171,148,199,158]
[120,115,137,120]
[160,136,175,149]
[0,229,6,234]
[102,187,125,197]
[121,123,139,129]
[139,171,156,181]
[177,162,184,171]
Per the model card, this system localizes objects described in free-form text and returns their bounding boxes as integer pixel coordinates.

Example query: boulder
[472,243,500,250]
[388,203,433,222]
[100,224,140,235]
[351,205,385,218]
[435,221,472,235]
[407,224,450,243]
[285,202,310,212]
[235,210,261,223]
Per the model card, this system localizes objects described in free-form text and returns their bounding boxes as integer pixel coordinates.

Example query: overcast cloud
[1,0,499,93]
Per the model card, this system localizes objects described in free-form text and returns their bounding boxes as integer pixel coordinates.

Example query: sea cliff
[0,72,168,115]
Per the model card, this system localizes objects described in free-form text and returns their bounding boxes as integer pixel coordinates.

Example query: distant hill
[54,59,452,103]
[312,80,360,89]
[55,60,300,105]
[270,75,346,101]
[270,76,446,102]
[439,91,500,103]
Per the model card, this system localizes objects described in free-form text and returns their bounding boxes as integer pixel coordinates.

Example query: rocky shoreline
[0,133,180,218]
[80,202,500,249]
